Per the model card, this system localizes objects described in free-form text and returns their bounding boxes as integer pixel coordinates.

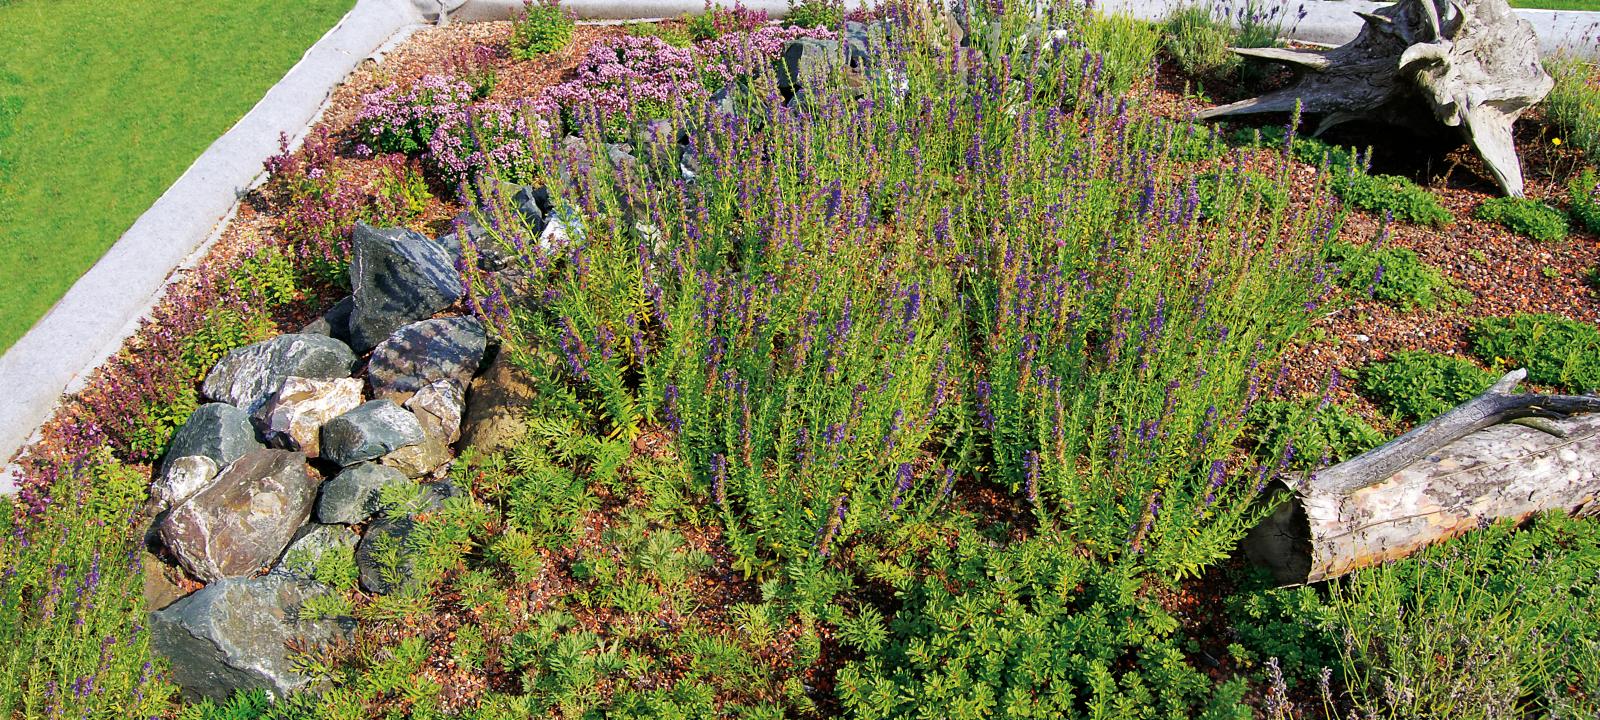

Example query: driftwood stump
[1244,370,1600,584]
[1199,0,1552,197]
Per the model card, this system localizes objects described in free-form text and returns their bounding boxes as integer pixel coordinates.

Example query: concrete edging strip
[1,0,1596,493]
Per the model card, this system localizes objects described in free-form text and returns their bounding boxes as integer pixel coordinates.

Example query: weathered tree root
[1199,0,1552,197]
[1244,369,1600,584]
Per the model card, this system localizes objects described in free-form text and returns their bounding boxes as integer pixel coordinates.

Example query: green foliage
[1331,171,1453,226]
[1569,167,1600,234]
[1359,351,1495,422]
[1470,313,1600,393]
[1324,240,1465,310]
[510,0,575,60]
[1234,125,1361,172]
[1546,57,1600,163]
[1224,573,1338,685]
[630,20,693,48]
[1330,513,1600,719]
[782,0,844,30]
[1475,196,1569,243]
[1167,122,1227,162]
[0,455,180,716]
[836,538,1252,720]
[1081,14,1163,98]
[1196,168,1289,220]
[1161,6,1238,79]
[1245,398,1385,471]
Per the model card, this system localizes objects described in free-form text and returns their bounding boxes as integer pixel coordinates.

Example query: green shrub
[1196,169,1289,219]
[1245,398,1386,470]
[1570,167,1600,234]
[629,21,693,48]
[1082,14,1163,97]
[1470,313,1600,393]
[1232,126,1361,172]
[1331,171,1454,226]
[510,0,575,60]
[1475,196,1569,243]
[1546,57,1600,164]
[0,455,180,716]
[1224,572,1338,685]
[1324,240,1466,310]
[1162,6,1238,79]
[782,0,843,29]
[1360,351,1496,422]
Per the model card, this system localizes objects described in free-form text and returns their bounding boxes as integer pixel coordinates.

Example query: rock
[160,403,262,477]
[271,523,358,581]
[776,38,843,96]
[152,455,220,512]
[381,432,451,478]
[158,449,320,583]
[320,400,425,467]
[141,551,190,612]
[347,222,465,352]
[201,334,357,416]
[366,316,487,402]
[355,515,416,594]
[406,380,465,444]
[149,575,354,701]
[258,377,364,458]
[420,479,464,509]
[300,296,354,344]
[461,352,538,454]
[316,462,408,525]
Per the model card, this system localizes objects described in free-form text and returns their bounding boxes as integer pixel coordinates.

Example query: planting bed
[3,2,1600,719]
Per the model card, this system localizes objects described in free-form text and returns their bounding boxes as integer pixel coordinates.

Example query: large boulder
[201,334,357,416]
[157,449,320,582]
[406,379,465,445]
[300,296,354,344]
[160,403,261,477]
[316,462,409,525]
[776,38,843,96]
[149,575,354,701]
[320,400,425,467]
[366,316,487,402]
[258,376,364,458]
[347,223,465,353]
[460,352,538,454]
[152,455,220,512]
[355,515,416,595]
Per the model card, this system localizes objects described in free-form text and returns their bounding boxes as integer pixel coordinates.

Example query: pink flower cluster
[695,25,836,88]
[357,73,538,183]
[539,35,707,126]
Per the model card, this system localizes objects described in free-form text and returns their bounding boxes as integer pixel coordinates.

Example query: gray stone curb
[1,0,1595,493]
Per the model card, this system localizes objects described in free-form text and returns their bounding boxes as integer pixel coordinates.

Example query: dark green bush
[1475,196,1569,243]
[1225,571,1338,685]
[1162,6,1238,79]
[1245,398,1386,470]
[1470,313,1600,393]
[1324,241,1466,310]
[1570,167,1600,234]
[1331,171,1453,226]
[1360,351,1495,422]
[510,0,575,60]
[782,0,843,29]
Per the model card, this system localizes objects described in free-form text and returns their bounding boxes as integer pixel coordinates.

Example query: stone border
[1,0,1595,493]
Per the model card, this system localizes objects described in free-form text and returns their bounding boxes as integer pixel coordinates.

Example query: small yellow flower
[1553,137,1563,146]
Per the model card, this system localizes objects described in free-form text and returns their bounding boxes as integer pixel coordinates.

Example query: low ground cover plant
[1245,398,1385,471]
[510,0,575,59]
[1359,350,1495,422]
[1331,170,1453,226]
[1324,238,1466,310]
[1475,196,1569,243]
[1471,313,1600,393]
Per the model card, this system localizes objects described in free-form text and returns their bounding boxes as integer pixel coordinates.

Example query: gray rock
[347,223,465,353]
[271,523,358,582]
[258,376,364,458]
[149,575,354,702]
[300,296,354,344]
[776,38,843,96]
[320,400,425,467]
[366,316,487,402]
[460,352,538,454]
[405,379,465,445]
[161,403,262,477]
[201,334,357,416]
[355,515,416,594]
[316,462,408,525]
[152,455,220,512]
[380,432,452,479]
[157,449,320,583]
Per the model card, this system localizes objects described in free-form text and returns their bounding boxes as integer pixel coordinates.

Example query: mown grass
[1509,0,1600,9]
[0,0,353,352]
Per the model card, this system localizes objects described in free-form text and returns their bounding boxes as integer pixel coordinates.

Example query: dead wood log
[1198,0,1552,197]
[1243,369,1600,585]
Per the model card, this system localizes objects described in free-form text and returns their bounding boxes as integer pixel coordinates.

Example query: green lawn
[1510,0,1600,9]
[0,0,353,352]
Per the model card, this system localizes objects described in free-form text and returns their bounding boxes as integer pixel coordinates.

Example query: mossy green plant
[1470,313,1600,393]
[1331,171,1453,226]
[1475,196,1569,243]
[1360,351,1496,422]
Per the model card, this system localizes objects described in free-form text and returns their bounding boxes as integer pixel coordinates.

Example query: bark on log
[1243,370,1600,585]
[1199,0,1552,197]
